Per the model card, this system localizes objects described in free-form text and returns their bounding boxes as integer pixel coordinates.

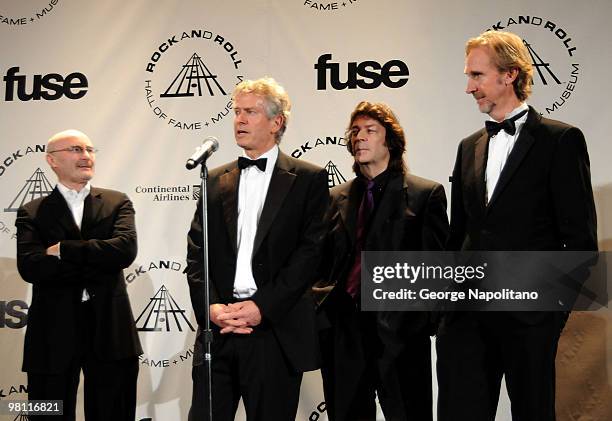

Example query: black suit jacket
[186,152,330,372]
[16,187,143,374]
[316,172,449,341]
[448,106,597,321]
[314,172,448,420]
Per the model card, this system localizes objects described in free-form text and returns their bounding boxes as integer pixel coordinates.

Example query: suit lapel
[473,131,489,211]
[252,152,296,255]
[219,165,240,253]
[487,107,539,210]
[337,180,361,246]
[80,188,103,238]
[46,187,81,238]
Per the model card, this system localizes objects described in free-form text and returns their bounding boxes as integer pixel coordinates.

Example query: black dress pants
[189,325,303,421]
[436,312,564,421]
[27,301,139,421]
[320,294,433,421]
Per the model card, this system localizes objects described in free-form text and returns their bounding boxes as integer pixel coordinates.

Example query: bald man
[15,130,142,421]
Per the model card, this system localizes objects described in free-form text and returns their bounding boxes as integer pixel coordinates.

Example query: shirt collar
[372,168,390,187]
[505,103,529,120]
[57,182,91,201]
[487,103,529,123]
[359,168,392,191]
[241,144,279,174]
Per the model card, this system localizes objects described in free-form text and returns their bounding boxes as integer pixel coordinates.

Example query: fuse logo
[315,53,409,90]
[0,300,28,329]
[2,66,88,101]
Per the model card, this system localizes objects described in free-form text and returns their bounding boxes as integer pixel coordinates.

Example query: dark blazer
[449,106,596,252]
[314,172,448,421]
[16,187,143,374]
[317,172,449,335]
[447,106,597,321]
[186,152,330,372]
[317,172,449,319]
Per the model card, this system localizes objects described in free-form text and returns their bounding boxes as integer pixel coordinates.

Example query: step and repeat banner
[1,1,611,420]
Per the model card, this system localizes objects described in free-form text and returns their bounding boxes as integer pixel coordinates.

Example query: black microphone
[185,137,219,170]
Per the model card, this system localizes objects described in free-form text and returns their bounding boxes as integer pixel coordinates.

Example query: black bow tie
[485,109,528,137]
[238,156,267,171]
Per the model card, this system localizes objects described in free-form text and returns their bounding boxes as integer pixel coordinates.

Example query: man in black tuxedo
[314,101,449,421]
[437,31,597,421]
[16,129,142,421]
[186,77,329,420]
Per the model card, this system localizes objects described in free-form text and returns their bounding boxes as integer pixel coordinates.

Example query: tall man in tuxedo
[16,129,142,421]
[314,101,449,421]
[437,31,597,421]
[186,77,329,420]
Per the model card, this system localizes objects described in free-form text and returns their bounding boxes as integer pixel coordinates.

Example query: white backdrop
[1,1,611,420]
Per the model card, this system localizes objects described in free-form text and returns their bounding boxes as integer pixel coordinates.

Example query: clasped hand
[210,300,262,334]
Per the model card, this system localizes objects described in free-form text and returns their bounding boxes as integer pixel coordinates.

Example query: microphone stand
[198,163,214,421]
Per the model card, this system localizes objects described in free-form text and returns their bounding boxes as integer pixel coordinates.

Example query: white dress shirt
[485,103,529,203]
[57,182,91,229]
[56,181,91,300]
[233,145,279,299]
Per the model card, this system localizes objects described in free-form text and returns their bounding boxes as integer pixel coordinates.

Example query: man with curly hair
[315,101,449,421]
